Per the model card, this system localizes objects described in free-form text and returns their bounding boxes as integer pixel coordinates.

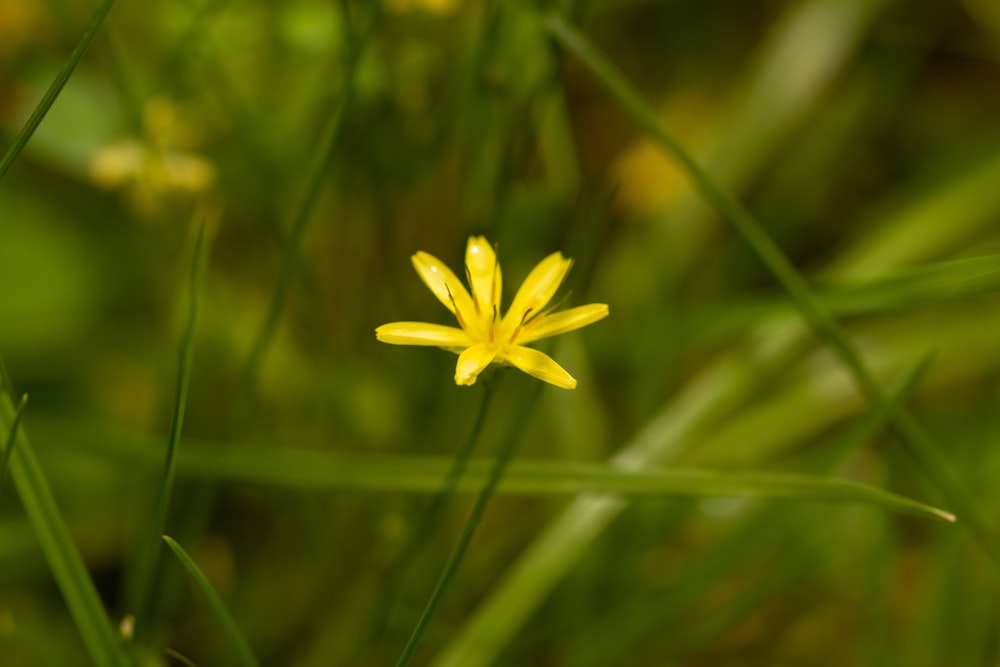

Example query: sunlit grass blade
[162,535,259,667]
[542,12,1000,569]
[0,0,115,180]
[0,393,27,496]
[0,389,131,667]
[124,210,212,628]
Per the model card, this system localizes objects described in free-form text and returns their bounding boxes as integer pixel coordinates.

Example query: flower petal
[411,251,479,334]
[505,252,572,327]
[505,345,577,390]
[516,303,609,343]
[376,322,471,347]
[455,343,496,386]
[465,236,501,316]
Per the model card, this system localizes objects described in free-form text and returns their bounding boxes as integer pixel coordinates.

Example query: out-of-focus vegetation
[2,0,1000,665]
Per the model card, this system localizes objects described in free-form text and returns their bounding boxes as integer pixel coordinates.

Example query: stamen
[465,263,480,315]
[489,304,498,343]
[445,284,468,330]
[508,307,533,343]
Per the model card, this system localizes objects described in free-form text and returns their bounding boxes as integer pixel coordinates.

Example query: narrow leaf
[0,392,131,667]
[0,0,115,180]
[162,535,259,667]
[125,211,212,624]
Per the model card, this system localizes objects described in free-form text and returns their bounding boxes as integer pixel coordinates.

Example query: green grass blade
[29,423,953,522]
[233,6,379,423]
[0,0,115,180]
[818,255,1000,316]
[162,535,259,667]
[125,212,211,626]
[543,12,1000,570]
[827,145,1000,279]
[395,378,543,667]
[704,255,1000,337]
[0,391,131,667]
[0,393,27,496]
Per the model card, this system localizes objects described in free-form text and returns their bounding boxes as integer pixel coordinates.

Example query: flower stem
[395,377,542,667]
[361,377,500,654]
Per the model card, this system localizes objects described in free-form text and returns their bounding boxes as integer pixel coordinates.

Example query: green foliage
[2,0,1000,665]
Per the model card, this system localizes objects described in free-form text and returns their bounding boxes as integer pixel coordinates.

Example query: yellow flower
[376,236,609,390]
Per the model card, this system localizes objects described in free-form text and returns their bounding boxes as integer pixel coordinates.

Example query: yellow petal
[505,252,572,326]
[516,303,609,343]
[455,343,496,386]
[505,345,577,390]
[376,322,471,347]
[465,236,501,316]
[411,251,479,334]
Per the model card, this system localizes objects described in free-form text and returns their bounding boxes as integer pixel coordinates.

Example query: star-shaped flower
[376,236,609,389]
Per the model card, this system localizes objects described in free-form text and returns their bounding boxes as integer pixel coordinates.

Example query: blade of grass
[29,422,954,522]
[162,535,258,667]
[148,4,380,640]
[124,209,212,628]
[361,378,500,653]
[0,0,115,180]
[827,143,1000,280]
[696,254,1000,342]
[395,378,544,667]
[543,11,1000,569]
[822,255,1000,314]
[0,393,27,497]
[232,5,380,427]
[0,387,131,667]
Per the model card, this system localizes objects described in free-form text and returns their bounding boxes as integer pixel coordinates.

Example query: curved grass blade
[542,11,1000,569]
[0,390,131,667]
[125,210,212,627]
[0,0,115,180]
[162,535,258,667]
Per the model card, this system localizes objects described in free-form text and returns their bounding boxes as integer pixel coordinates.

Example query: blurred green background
[3,0,1000,665]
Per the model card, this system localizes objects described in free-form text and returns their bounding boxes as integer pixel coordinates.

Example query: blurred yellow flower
[89,138,215,193]
[88,97,215,216]
[376,236,608,389]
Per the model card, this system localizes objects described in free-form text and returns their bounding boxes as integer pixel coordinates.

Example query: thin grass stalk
[395,378,543,667]
[542,12,1000,571]
[0,0,115,180]
[232,5,380,426]
[0,383,132,667]
[365,379,500,651]
[163,536,259,667]
[148,6,381,635]
[124,214,211,628]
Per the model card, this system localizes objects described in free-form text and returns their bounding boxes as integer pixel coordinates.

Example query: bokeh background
[3,0,1000,665]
